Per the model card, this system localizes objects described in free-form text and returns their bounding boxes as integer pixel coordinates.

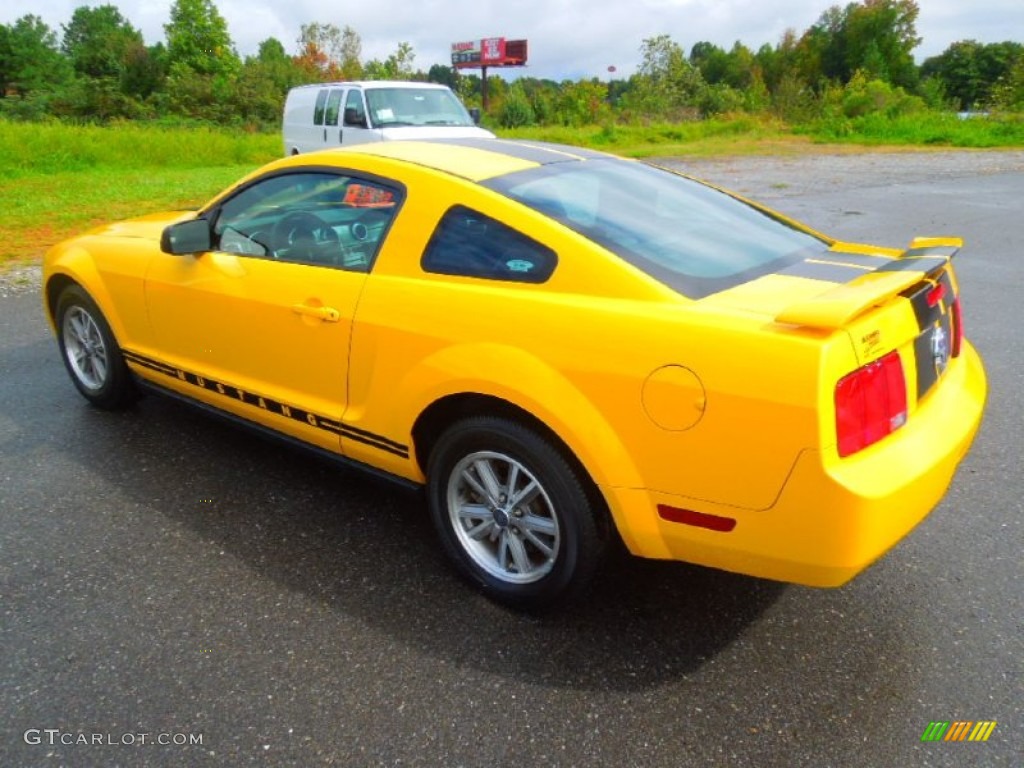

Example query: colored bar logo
[921,721,997,742]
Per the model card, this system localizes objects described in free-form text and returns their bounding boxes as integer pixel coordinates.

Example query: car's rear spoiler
[775,237,963,330]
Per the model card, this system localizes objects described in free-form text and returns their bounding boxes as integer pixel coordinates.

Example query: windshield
[365,88,474,128]
[488,159,830,298]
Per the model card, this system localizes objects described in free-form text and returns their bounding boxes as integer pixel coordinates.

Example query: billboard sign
[451,38,527,68]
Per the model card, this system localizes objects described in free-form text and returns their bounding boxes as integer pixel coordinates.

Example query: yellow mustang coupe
[43,139,986,608]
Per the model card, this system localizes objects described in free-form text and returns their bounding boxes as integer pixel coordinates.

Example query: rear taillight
[950,297,963,358]
[835,350,907,457]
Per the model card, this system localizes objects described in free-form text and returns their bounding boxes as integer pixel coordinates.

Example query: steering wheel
[271,212,338,257]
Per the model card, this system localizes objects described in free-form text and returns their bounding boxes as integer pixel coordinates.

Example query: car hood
[85,210,197,241]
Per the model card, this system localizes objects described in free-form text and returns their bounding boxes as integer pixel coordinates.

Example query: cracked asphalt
[1,151,1021,767]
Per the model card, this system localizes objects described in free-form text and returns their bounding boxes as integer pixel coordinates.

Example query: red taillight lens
[835,350,907,457]
[950,297,963,358]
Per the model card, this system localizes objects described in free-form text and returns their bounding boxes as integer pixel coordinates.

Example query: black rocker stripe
[338,422,408,454]
[122,351,409,459]
[123,351,179,377]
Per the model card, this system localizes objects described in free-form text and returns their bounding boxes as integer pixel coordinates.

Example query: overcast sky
[4,0,1022,80]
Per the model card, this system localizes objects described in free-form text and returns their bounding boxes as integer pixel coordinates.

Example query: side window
[324,89,343,126]
[313,89,328,126]
[344,90,367,127]
[421,205,557,283]
[211,172,402,272]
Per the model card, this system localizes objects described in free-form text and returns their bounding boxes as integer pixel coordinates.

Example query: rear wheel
[427,416,604,610]
[56,285,136,409]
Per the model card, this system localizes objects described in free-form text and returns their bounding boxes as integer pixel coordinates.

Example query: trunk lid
[702,236,965,411]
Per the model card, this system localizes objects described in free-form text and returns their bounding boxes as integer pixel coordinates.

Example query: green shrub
[840,71,925,118]
[499,84,536,128]
[698,84,746,116]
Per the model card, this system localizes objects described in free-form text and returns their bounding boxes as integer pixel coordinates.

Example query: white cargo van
[282,81,494,155]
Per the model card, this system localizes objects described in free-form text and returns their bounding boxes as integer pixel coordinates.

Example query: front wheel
[56,285,136,409]
[427,416,605,610]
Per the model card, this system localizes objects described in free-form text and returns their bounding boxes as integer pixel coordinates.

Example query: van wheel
[427,416,604,610]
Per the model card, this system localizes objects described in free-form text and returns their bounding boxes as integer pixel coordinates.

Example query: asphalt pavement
[1,151,1021,767]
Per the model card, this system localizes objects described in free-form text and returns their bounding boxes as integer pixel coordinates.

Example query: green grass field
[801,111,1024,147]
[502,112,1024,155]
[0,121,280,265]
[501,116,800,157]
[1,114,1021,268]
[0,120,281,177]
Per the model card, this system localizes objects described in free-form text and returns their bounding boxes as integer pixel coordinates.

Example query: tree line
[0,0,1021,129]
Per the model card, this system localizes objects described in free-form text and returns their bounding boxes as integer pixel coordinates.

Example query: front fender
[43,242,129,343]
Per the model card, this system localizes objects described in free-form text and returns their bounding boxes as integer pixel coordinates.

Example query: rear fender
[404,342,644,489]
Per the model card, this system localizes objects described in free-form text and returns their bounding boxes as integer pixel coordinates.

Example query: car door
[143,170,402,452]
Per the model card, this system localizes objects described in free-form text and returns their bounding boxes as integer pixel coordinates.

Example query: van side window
[344,90,367,127]
[421,206,557,283]
[313,89,328,126]
[324,89,343,126]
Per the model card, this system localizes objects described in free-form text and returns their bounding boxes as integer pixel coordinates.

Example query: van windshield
[365,88,475,128]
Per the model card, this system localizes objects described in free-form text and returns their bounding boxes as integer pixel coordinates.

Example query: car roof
[294,138,616,183]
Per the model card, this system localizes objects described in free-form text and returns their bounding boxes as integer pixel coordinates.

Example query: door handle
[291,303,340,322]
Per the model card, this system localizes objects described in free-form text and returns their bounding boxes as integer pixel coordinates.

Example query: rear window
[487,159,829,298]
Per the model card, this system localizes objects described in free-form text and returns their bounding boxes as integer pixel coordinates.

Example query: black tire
[55,285,137,410]
[427,416,605,610]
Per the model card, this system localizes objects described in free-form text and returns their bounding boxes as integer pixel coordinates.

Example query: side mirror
[161,218,212,255]
[469,107,481,125]
[344,107,368,128]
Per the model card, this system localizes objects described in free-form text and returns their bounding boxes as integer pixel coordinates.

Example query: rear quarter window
[421,205,556,283]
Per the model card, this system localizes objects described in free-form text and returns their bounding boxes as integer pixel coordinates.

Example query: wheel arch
[43,247,127,343]
[44,272,78,329]
[411,392,626,544]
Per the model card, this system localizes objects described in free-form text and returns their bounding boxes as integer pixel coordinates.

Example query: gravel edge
[0,264,43,299]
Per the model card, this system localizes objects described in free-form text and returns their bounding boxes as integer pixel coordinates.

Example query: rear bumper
[606,341,987,586]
